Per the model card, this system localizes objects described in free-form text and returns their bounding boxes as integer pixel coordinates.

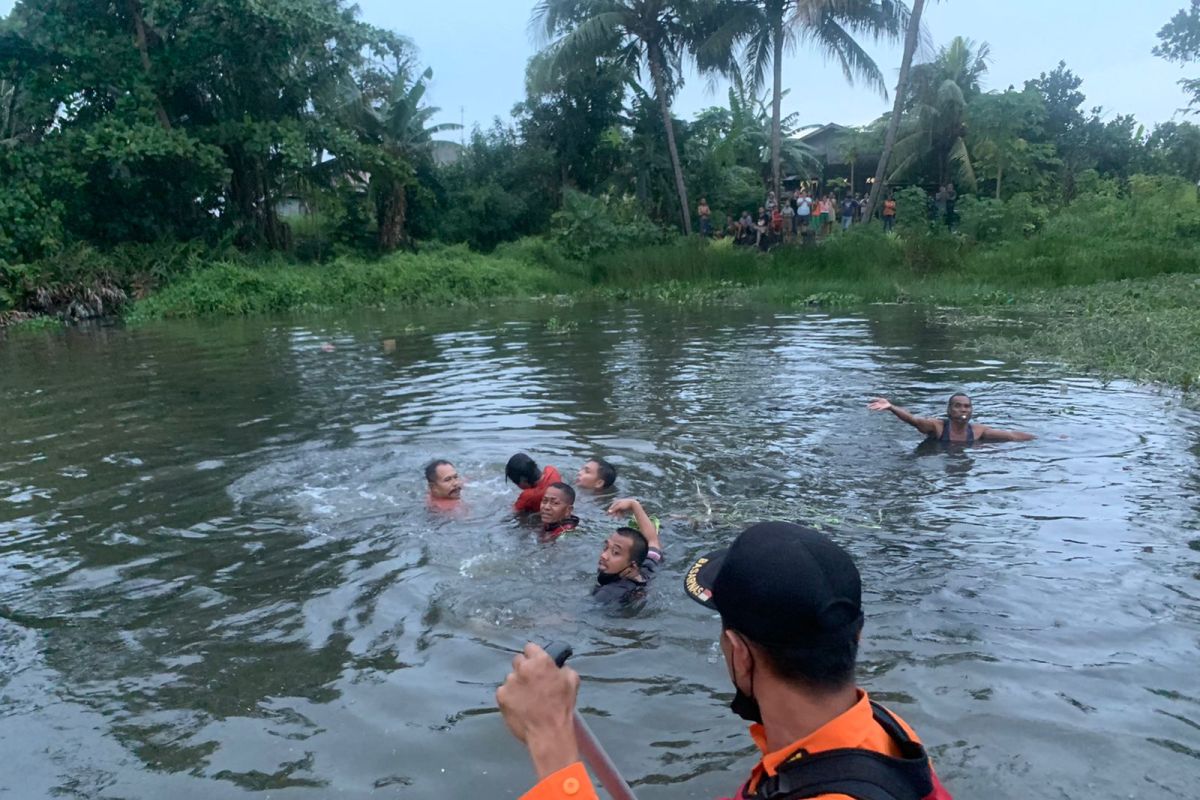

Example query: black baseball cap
[684,522,863,646]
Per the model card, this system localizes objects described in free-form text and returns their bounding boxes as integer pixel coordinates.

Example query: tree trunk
[125,0,172,131]
[995,159,1004,200]
[377,180,407,252]
[863,0,925,223]
[771,14,784,202]
[648,44,691,235]
[228,146,288,249]
[850,157,856,194]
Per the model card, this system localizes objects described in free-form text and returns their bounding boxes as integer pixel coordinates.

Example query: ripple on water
[0,303,1198,798]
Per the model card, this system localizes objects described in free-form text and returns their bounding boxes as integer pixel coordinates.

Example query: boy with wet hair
[506,453,563,514]
[574,458,617,492]
[539,482,580,541]
[593,498,662,605]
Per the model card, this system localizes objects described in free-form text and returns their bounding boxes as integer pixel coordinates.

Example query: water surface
[1,302,1197,799]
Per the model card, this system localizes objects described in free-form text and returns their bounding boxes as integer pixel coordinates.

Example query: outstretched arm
[975,425,1036,442]
[607,498,660,551]
[868,397,939,436]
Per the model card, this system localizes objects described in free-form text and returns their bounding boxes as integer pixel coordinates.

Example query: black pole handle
[543,641,574,668]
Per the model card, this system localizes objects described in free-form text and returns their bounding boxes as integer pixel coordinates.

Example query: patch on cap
[683,550,726,610]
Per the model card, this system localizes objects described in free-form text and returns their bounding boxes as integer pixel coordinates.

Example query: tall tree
[888,35,989,188]
[700,0,907,203]
[967,87,1052,199]
[1154,1,1200,113]
[863,0,924,222]
[533,0,697,234]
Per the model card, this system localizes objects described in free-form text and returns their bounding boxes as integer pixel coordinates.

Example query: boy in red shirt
[507,452,563,514]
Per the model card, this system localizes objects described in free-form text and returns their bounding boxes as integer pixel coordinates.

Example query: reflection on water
[1,303,1198,799]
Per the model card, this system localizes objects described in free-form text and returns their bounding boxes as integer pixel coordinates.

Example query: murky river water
[1,302,1197,799]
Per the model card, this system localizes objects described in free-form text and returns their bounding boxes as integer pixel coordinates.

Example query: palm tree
[699,0,909,202]
[888,35,990,189]
[862,0,925,222]
[533,0,697,234]
[344,65,460,251]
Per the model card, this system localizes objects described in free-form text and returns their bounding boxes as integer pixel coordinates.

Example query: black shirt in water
[591,547,662,605]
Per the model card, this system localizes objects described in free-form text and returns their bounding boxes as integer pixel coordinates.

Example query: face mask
[596,570,623,586]
[730,686,763,724]
[728,634,763,723]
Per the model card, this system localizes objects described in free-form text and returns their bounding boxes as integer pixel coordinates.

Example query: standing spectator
[765,190,778,213]
[795,188,813,237]
[882,191,897,232]
[944,182,957,230]
[840,194,859,231]
[697,197,712,237]
[780,196,795,241]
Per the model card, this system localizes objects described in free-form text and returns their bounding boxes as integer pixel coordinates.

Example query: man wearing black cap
[497,522,952,800]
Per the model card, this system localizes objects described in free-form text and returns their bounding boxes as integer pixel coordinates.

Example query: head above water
[947,393,973,423]
[505,453,542,489]
[598,526,648,578]
[576,458,617,491]
[684,522,864,700]
[540,482,575,524]
[424,459,462,500]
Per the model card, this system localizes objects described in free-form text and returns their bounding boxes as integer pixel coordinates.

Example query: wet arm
[630,500,660,551]
[888,405,939,436]
[976,426,1036,442]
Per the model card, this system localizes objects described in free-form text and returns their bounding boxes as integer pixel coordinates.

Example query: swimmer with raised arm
[869,393,1035,443]
[593,498,662,605]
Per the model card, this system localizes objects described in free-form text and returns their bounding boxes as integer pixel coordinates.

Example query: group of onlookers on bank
[696,183,961,250]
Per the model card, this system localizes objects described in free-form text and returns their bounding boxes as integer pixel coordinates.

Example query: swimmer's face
[576,460,604,491]
[948,395,973,423]
[540,486,573,524]
[598,532,635,575]
[429,463,463,500]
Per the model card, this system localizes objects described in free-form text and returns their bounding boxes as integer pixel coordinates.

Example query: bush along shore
[2,177,1200,392]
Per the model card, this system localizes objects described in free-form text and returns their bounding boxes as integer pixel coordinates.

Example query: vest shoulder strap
[749,703,934,800]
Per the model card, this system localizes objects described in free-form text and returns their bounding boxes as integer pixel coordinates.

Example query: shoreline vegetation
[3,176,1200,392]
[6,1,1200,392]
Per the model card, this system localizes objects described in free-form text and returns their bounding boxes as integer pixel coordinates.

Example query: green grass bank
[3,178,1200,391]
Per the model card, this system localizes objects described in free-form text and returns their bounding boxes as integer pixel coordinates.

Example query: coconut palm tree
[532,0,697,234]
[862,0,925,222]
[698,0,909,202]
[888,35,990,189]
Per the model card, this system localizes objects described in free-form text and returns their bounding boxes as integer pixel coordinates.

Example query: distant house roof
[432,140,463,167]
[796,123,853,162]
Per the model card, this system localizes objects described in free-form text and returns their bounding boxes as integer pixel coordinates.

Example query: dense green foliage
[4,1,1200,389]
[4,0,1200,266]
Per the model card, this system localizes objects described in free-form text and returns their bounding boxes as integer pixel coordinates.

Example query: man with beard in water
[424,459,463,510]
[869,393,1035,443]
[498,522,952,800]
[592,498,661,605]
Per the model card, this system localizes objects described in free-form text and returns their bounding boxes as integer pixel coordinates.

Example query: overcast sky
[3,0,1193,133]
